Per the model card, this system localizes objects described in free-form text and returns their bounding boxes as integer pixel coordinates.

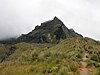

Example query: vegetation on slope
[0,37,100,75]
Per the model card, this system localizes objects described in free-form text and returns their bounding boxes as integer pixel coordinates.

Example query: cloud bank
[0,0,100,40]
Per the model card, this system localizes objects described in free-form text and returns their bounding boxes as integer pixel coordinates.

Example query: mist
[0,0,100,40]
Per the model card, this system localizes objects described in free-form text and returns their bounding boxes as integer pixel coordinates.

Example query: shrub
[95,68,100,75]
[76,53,82,58]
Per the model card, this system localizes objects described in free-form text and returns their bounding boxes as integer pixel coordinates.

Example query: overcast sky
[0,0,100,40]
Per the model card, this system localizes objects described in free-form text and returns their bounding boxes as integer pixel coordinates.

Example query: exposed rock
[17,16,82,43]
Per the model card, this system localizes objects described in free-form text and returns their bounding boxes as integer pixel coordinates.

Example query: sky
[0,0,100,40]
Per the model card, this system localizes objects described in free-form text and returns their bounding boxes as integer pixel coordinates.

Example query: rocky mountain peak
[17,17,82,43]
[0,17,82,44]
[54,16,61,21]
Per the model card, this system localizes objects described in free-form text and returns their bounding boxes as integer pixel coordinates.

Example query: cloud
[0,0,100,40]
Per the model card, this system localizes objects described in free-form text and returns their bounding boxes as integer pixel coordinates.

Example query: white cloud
[0,0,100,40]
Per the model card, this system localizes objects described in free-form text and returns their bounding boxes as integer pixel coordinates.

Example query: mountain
[0,17,82,44]
[17,16,82,43]
[0,17,100,75]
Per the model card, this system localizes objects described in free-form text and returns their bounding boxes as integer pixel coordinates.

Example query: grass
[0,37,100,75]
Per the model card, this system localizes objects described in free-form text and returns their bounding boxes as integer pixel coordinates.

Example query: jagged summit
[54,16,61,21]
[34,16,64,31]
[17,17,82,43]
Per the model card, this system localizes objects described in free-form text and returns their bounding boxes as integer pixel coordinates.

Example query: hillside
[0,37,100,75]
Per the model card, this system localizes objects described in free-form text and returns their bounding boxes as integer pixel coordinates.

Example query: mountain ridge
[17,16,82,43]
[0,16,82,44]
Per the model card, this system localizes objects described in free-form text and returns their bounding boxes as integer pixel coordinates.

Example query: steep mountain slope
[0,17,82,44]
[17,17,82,43]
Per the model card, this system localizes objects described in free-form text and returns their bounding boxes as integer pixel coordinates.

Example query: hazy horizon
[0,0,100,40]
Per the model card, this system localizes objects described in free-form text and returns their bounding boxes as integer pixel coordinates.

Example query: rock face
[17,16,82,43]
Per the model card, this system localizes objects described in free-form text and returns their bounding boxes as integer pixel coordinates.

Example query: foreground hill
[0,37,100,75]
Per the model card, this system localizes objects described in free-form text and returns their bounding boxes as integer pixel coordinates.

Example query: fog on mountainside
[0,0,100,40]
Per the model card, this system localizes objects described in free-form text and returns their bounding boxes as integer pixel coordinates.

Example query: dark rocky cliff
[17,16,82,43]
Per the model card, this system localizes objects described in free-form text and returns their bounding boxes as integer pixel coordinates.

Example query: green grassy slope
[0,37,100,75]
